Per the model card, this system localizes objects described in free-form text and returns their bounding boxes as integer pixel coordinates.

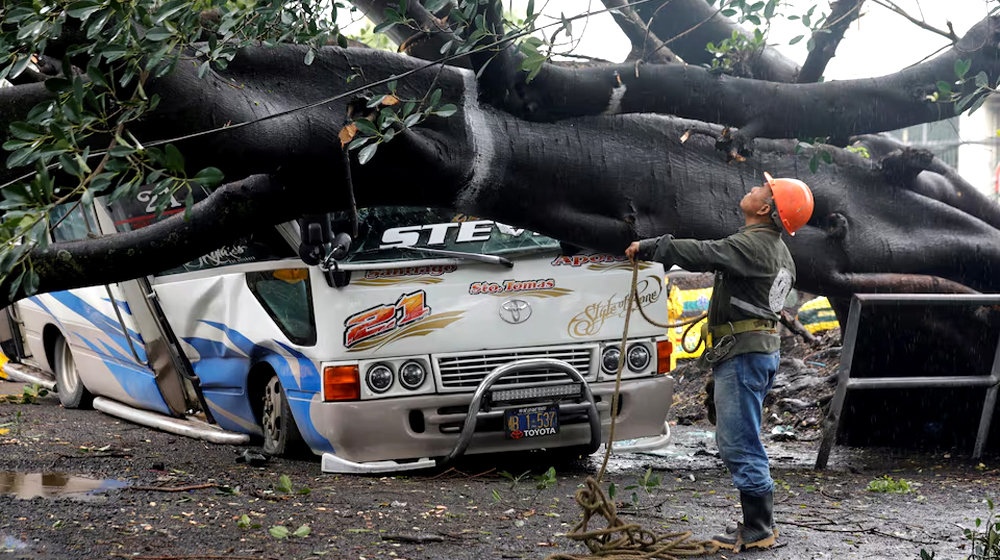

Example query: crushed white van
[0,198,675,473]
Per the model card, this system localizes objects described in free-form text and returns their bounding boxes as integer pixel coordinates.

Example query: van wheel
[54,337,93,409]
[261,375,305,456]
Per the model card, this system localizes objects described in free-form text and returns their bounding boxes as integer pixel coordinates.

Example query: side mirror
[329,232,352,261]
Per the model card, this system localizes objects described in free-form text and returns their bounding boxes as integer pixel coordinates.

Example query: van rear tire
[54,337,93,409]
[261,375,306,457]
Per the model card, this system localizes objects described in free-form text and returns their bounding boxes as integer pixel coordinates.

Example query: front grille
[434,346,595,391]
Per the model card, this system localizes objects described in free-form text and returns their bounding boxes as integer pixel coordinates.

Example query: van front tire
[54,337,93,409]
[261,375,306,457]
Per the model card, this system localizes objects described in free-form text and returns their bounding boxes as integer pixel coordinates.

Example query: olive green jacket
[637,223,796,360]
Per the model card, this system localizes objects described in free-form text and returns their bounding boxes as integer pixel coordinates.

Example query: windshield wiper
[352,246,514,268]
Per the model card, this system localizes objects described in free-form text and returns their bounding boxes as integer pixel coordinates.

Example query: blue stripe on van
[185,322,333,454]
[48,291,146,362]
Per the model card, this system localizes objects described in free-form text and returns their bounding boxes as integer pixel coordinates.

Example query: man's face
[741,183,773,216]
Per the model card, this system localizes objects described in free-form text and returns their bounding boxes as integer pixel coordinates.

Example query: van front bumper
[312,371,674,472]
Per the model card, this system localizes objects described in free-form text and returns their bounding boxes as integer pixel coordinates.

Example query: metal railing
[815,294,1000,469]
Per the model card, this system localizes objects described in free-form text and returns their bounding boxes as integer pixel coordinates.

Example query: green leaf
[153,0,190,25]
[10,56,32,80]
[22,268,39,296]
[809,153,819,174]
[428,89,442,109]
[789,35,804,45]
[975,71,989,89]
[608,483,616,500]
[721,8,737,17]
[86,66,109,89]
[293,525,311,537]
[354,118,379,136]
[67,1,103,20]
[954,58,972,79]
[164,144,185,173]
[146,27,173,41]
[277,474,293,493]
[820,150,832,164]
[967,93,989,115]
[347,136,372,150]
[358,142,378,165]
[937,81,952,96]
[304,48,315,66]
[425,0,449,13]
[269,526,290,539]
[8,268,25,300]
[9,122,44,141]
[193,167,224,187]
[434,104,458,118]
[238,514,252,529]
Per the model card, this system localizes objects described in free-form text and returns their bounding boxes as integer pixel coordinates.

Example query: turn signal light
[273,268,309,283]
[656,340,673,374]
[324,365,360,401]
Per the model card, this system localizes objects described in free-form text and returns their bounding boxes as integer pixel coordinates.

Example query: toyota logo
[499,299,532,324]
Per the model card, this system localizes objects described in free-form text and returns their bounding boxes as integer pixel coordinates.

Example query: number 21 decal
[344,290,432,348]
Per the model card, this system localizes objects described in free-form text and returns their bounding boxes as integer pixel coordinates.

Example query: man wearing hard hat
[626,172,814,552]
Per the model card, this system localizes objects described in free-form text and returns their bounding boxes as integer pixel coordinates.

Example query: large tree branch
[797,0,866,83]
[633,0,800,81]
[350,0,469,67]
[471,15,1000,148]
[601,0,677,64]
[1,175,297,306]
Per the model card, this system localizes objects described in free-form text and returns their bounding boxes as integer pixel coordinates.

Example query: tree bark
[633,0,801,81]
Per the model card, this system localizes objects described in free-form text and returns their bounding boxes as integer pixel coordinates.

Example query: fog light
[601,346,621,374]
[627,344,651,372]
[399,360,426,389]
[366,363,394,393]
[656,340,673,374]
[324,365,360,401]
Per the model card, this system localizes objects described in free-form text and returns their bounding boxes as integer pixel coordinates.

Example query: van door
[90,201,196,417]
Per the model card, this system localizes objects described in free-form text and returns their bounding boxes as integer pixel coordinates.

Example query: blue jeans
[713,351,779,497]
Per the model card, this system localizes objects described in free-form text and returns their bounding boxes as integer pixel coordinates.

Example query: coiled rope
[546,261,715,560]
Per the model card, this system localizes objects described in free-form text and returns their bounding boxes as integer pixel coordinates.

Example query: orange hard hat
[763,172,814,235]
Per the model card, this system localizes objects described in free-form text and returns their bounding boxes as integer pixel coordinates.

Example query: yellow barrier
[0,352,8,380]
[663,280,840,370]
[796,296,839,334]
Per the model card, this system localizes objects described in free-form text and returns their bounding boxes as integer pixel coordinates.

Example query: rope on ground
[547,260,716,560]
[545,478,716,560]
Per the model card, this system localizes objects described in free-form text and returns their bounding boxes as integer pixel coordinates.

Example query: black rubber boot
[710,492,777,552]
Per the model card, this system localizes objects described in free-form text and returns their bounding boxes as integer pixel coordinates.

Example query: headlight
[601,346,622,374]
[366,363,394,393]
[627,344,651,372]
[399,360,426,389]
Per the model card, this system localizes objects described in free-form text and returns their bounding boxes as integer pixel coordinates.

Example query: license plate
[504,405,559,440]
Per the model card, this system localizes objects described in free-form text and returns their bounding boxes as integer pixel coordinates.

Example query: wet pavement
[1,377,999,559]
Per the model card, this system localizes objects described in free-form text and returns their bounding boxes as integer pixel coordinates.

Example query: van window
[103,190,296,276]
[246,269,317,346]
[330,207,560,263]
[50,203,98,242]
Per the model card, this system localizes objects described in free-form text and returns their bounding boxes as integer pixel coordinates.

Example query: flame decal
[346,310,465,352]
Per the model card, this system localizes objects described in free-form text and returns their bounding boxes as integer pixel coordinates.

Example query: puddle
[1,535,27,551]
[0,472,127,500]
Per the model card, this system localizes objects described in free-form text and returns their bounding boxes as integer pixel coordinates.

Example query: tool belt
[709,319,777,338]
[703,319,778,365]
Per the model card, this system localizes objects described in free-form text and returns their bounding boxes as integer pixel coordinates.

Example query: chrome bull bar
[438,358,602,467]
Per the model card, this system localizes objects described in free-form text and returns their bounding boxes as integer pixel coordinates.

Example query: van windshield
[334,207,560,264]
